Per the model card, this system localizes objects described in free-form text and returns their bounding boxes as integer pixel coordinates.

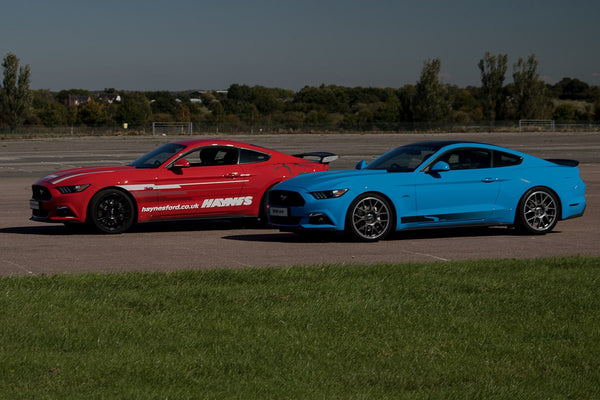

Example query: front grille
[269,190,305,206]
[32,185,52,201]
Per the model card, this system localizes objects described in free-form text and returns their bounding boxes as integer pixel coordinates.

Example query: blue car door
[413,148,501,225]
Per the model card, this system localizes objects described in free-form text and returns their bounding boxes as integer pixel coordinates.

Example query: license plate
[269,206,288,217]
[29,199,41,210]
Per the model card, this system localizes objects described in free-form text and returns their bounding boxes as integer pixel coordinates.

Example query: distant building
[65,95,92,106]
[97,93,122,104]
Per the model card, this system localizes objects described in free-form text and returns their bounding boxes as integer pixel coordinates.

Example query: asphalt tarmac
[1,131,598,276]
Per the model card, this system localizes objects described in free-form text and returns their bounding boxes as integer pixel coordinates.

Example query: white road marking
[401,251,450,262]
[1,259,36,275]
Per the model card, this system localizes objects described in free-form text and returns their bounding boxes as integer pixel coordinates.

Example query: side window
[440,149,491,170]
[185,147,239,167]
[493,151,522,168]
[239,149,271,164]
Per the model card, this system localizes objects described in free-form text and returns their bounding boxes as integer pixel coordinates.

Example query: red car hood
[37,165,136,185]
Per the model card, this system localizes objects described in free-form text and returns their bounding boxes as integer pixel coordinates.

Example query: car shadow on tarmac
[1,225,72,235]
[222,226,546,243]
[1,223,562,242]
[0,218,269,236]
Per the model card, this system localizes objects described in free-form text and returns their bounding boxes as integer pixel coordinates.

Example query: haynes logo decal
[201,196,253,208]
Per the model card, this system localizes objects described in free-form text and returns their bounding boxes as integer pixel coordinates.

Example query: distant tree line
[2,52,600,133]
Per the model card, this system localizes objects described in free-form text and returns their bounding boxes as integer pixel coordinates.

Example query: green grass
[1,257,599,399]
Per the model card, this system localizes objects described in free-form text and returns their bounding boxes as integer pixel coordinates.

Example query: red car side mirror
[171,158,190,169]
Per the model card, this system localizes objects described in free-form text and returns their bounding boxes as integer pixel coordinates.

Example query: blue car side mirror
[355,160,368,170]
[430,161,450,172]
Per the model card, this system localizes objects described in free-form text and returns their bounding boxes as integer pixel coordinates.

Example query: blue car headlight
[310,189,348,199]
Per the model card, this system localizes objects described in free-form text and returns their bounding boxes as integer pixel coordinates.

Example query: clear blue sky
[1,0,599,91]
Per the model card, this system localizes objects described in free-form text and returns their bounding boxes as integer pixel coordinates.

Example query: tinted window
[182,146,239,167]
[240,149,271,164]
[129,143,186,168]
[438,149,492,170]
[493,151,522,167]
[367,144,439,172]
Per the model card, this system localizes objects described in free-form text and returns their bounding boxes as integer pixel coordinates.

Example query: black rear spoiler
[294,152,338,164]
[546,159,579,167]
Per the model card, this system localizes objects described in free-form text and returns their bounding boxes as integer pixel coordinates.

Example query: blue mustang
[268,141,586,241]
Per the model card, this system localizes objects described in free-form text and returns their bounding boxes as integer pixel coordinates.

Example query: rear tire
[516,187,559,235]
[257,188,271,226]
[88,189,135,234]
[345,193,394,242]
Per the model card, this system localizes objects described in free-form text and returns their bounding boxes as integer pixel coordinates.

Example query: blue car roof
[408,140,485,149]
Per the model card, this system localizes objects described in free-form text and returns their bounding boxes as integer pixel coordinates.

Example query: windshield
[366,143,441,172]
[129,143,187,168]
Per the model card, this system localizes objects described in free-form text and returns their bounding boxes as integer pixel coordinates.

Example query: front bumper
[267,189,349,231]
[30,184,89,223]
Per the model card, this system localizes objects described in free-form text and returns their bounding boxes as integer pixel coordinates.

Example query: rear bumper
[563,203,586,220]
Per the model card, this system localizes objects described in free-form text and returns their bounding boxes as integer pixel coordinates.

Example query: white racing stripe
[180,180,250,186]
[119,180,249,191]
[51,170,120,184]
[118,183,181,191]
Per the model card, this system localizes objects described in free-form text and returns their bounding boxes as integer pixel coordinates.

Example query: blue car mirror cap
[431,161,450,172]
[356,160,368,170]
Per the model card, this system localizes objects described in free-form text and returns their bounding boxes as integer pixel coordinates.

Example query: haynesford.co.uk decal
[141,204,200,213]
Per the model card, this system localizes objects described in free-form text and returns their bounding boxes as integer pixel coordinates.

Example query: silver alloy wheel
[521,189,558,233]
[350,195,391,241]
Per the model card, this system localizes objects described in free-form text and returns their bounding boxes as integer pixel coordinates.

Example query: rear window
[493,151,522,167]
[240,149,271,164]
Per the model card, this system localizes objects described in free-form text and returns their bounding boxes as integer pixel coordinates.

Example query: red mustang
[30,139,337,233]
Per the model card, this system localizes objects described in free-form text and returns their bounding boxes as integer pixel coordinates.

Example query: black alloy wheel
[88,189,135,234]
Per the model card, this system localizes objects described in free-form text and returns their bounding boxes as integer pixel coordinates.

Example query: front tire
[345,193,394,241]
[257,185,274,226]
[88,189,135,234]
[516,187,559,235]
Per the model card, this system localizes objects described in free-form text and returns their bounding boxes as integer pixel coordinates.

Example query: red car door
[154,146,250,218]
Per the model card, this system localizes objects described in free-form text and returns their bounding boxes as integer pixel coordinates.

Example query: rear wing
[294,152,339,164]
[546,159,579,167]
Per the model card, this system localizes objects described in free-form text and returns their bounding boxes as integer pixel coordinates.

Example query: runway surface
[1,131,598,276]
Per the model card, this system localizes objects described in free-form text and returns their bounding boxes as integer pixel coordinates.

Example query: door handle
[224,172,239,178]
[481,177,497,183]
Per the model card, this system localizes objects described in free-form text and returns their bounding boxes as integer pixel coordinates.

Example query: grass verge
[1,256,599,399]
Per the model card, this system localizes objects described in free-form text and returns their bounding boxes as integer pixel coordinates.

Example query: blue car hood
[282,169,389,190]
